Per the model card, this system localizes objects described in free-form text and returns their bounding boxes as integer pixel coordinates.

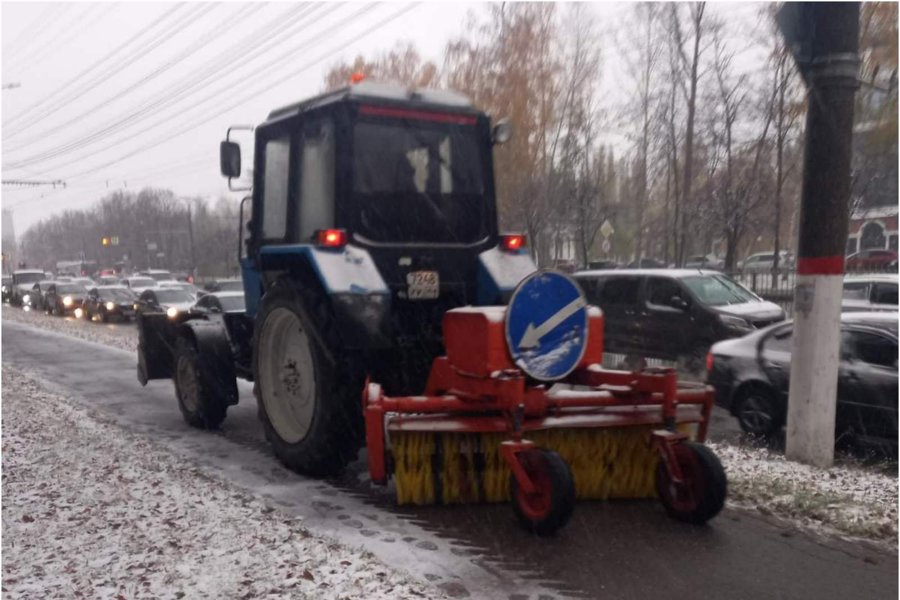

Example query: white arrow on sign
[518,296,587,350]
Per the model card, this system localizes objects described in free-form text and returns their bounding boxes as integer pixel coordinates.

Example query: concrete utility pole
[777,3,860,467]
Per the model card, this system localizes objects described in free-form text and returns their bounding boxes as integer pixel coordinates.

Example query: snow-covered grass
[1,366,438,599]
[2,304,136,352]
[709,442,897,545]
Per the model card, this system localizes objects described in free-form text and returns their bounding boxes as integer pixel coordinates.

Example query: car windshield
[101,288,135,301]
[218,296,246,312]
[682,274,758,306]
[352,118,488,244]
[146,271,172,281]
[130,278,156,288]
[57,284,87,294]
[155,289,193,303]
[15,272,44,284]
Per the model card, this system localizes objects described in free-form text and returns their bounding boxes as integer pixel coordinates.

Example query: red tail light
[501,234,526,252]
[706,352,714,374]
[316,228,347,248]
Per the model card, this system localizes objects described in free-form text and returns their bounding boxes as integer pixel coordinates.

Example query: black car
[1,276,11,303]
[135,288,195,318]
[85,286,138,322]
[707,312,898,443]
[44,282,89,316]
[192,291,246,314]
[574,269,786,365]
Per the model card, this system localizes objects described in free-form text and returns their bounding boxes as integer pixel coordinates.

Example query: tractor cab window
[351,115,487,244]
[262,136,291,240]
[296,120,335,242]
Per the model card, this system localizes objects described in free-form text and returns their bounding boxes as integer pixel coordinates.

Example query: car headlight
[22,294,31,304]
[719,314,752,332]
[63,296,73,307]
[74,308,84,319]
[166,306,178,318]
[106,302,115,311]
[1,286,7,293]
[134,303,139,311]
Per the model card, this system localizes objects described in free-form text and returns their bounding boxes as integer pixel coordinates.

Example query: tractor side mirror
[492,119,512,145]
[220,141,242,178]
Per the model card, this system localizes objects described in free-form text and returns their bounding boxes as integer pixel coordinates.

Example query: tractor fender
[137,312,176,384]
[258,244,392,349]
[476,246,537,305]
[176,317,240,407]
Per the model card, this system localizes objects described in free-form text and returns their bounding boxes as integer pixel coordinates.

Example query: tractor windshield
[352,116,488,244]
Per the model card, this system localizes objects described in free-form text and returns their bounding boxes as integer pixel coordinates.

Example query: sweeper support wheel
[655,439,727,524]
[508,446,575,536]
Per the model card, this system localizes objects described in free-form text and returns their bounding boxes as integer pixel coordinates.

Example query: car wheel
[734,385,782,437]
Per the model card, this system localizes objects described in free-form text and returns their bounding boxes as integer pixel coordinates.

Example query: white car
[123,276,159,294]
[842,274,898,312]
[738,251,793,273]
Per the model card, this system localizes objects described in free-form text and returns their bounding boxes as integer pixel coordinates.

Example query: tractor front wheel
[173,337,227,429]
[509,449,575,536]
[253,284,361,477]
[656,442,726,524]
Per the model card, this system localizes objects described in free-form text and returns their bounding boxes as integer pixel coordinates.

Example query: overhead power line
[3,3,318,167]
[6,3,331,172]
[2,4,188,132]
[3,179,66,188]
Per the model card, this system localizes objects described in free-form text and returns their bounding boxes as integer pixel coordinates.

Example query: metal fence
[725,266,897,317]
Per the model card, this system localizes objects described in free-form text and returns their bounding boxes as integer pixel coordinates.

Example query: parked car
[1,276,12,303]
[123,276,159,294]
[684,255,724,270]
[842,274,898,312]
[574,269,786,366]
[44,282,89,316]
[625,258,667,269]
[204,278,244,293]
[24,280,57,311]
[707,312,897,445]
[738,251,793,273]
[135,288,195,318]
[192,291,246,314]
[845,249,898,271]
[10,269,47,306]
[85,286,138,322]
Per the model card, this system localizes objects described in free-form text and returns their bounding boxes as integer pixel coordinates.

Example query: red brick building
[846,204,899,255]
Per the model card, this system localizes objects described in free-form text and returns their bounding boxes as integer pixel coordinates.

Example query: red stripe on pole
[359,105,477,125]
[796,255,845,275]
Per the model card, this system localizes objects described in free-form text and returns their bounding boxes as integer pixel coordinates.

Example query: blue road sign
[505,270,589,381]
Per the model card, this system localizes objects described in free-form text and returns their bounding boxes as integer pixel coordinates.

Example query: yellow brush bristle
[391,425,696,505]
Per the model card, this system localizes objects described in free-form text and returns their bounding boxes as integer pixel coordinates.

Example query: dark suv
[574,269,786,365]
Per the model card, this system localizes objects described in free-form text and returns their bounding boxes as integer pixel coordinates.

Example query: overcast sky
[1,1,766,236]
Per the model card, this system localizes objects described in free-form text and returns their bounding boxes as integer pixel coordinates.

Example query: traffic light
[102,237,110,246]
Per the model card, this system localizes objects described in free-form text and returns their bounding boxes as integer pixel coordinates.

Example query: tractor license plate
[407,271,439,300]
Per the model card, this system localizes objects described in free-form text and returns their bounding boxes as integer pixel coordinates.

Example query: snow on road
[1,366,438,599]
[2,304,136,352]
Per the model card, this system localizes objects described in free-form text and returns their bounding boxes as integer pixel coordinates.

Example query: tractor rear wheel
[656,442,726,524]
[509,449,576,536]
[253,284,362,477]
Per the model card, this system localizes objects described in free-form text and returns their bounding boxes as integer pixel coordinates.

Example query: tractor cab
[221,81,532,393]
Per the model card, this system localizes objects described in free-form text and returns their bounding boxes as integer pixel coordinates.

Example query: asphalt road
[3,319,897,600]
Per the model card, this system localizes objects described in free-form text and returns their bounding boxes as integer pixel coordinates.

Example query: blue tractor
[136,80,535,476]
